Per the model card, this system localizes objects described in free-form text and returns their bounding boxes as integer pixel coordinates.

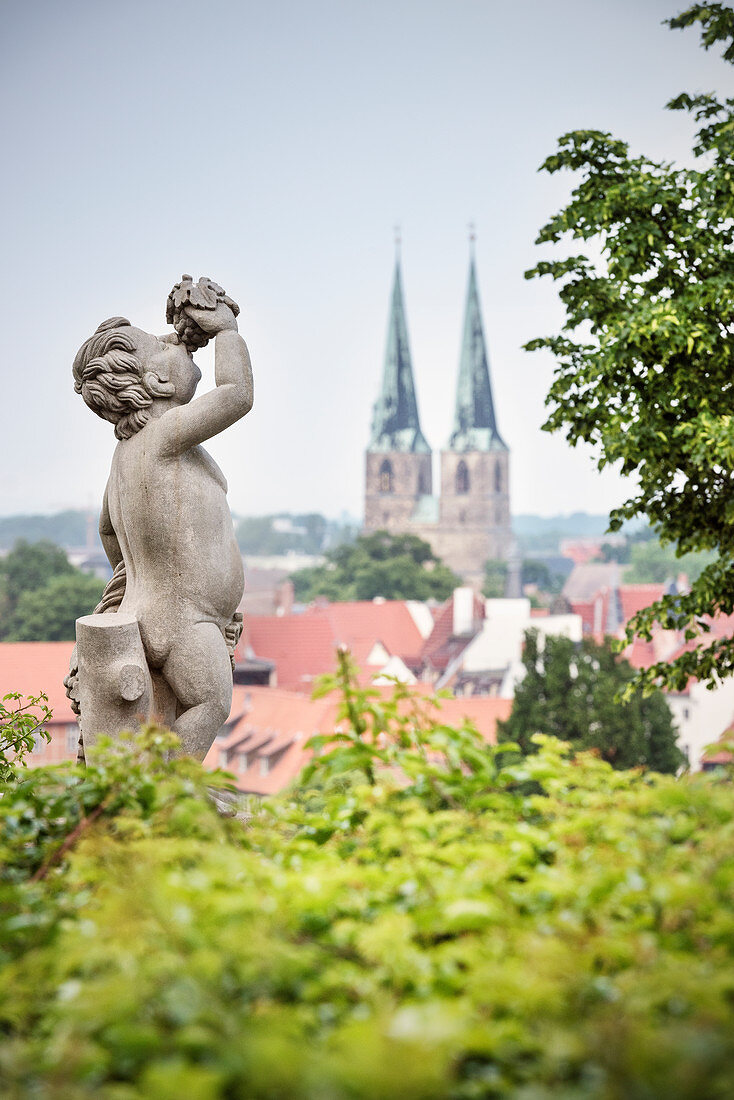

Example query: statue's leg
[162,621,232,760]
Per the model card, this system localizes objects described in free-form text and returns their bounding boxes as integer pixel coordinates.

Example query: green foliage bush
[0,692,51,782]
[1,667,733,1098]
[499,632,685,774]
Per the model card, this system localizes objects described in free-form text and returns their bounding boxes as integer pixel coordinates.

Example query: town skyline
[3,1,731,520]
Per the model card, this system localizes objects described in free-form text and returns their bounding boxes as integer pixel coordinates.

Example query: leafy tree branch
[526,4,734,691]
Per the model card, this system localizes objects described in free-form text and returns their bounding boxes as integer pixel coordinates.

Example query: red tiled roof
[0,643,513,797]
[0,642,76,723]
[305,600,424,662]
[710,612,734,639]
[621,608,734,686]
[705,749,734,764]
[203,684,513,795]
[204,686,337,794]
[624,637,658,670]
[238,601,426,689]
[570,584,669,638]
[569,599,595,634]
[436,695,512,740]
[568,595,612,638]
[239,614,338,691]
[619,584,665,623]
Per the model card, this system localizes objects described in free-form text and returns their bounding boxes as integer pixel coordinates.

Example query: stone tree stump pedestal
[75,614,154,753]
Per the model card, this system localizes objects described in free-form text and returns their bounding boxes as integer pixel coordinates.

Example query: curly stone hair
[72,317,153,440]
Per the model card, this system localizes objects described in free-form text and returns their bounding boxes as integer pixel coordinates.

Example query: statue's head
[72,318,200,439]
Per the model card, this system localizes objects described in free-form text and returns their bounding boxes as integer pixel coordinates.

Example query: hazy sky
[2,0,731,521]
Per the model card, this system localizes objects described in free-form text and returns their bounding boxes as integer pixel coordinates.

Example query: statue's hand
[184,300,238,336]
[167,275,240,350]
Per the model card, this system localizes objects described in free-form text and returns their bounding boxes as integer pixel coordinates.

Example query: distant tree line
[599,535,716,584]
[234,513,356,557]
[0,511,97,551]
[513,512,615,553]
[0,510,358,559]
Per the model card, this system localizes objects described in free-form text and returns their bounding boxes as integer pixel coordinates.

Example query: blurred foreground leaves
[1,679,733,1098]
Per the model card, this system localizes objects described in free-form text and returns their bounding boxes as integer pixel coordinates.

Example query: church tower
[364,255,433,532]
[437,249,512,585]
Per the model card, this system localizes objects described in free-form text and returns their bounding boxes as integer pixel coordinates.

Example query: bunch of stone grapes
[166,275,240,351]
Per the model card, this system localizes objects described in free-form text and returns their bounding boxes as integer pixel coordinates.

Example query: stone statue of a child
[68,278,252,760]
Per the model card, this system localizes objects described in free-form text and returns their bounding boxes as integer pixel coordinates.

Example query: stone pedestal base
[76,613,154,752]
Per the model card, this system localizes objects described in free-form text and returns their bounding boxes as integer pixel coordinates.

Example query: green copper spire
[449,256,507,452]
[369,258,430,454]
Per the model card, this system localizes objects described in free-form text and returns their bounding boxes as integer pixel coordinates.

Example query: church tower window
[495,463,503,494]
[418,467,430,495]
[379,460,394,493]
[456,460,470,495]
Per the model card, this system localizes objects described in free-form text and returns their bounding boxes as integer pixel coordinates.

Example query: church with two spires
[364,251,512,589]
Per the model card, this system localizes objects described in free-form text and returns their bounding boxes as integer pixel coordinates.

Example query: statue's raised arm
[155,276,253,455]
